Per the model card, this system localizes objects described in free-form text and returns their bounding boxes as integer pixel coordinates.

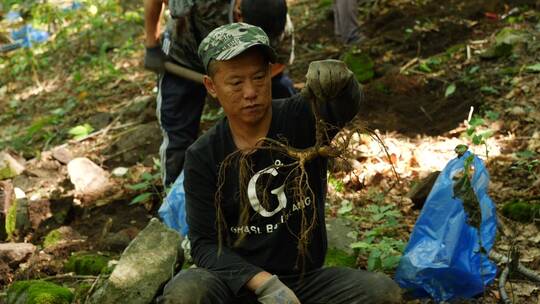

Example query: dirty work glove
[255,275,301,304]
[144,45,167,74]
[304,59,354,102]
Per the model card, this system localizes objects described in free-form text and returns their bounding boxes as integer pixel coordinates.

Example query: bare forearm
[246,271,273,291]
[144,0,164,47]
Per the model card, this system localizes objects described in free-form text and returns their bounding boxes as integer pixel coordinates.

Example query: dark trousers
[157,71,207,186]
[333,0,360,44]
[157,267,402,304]
[157,70,296,186]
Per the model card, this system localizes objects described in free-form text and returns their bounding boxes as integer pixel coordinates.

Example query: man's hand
[304,59,354,102]
[255,275,301,304]
[144,45,167,74]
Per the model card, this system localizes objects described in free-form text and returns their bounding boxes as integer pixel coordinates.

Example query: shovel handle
[164,62,204,84]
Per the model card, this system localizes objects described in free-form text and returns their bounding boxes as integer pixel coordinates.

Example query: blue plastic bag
[395,151,497,302]
[158,171,189,236]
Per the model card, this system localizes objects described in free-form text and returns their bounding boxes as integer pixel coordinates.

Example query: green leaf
[50,108,66,116]
[525,63,540,73]
[469,116,485,128]
[418,62,432,73]
[485,110,500,121]
[141,172,154,181]
[445,83,456,98]
[152,157,161,169]
[367,250,382,271]
[126,182,149,191]
[350,241,372,249]
[468,66,480,74]
[479,129,494,139]
[395,240,406,252]
[472,134,484,145]
[380,205,394,213]
[382,255,402,270]
[337,200,353,215]
[366,204,379,214]
[516,150,537,159]
[372,214,384,221]
[129,192,152,205]
[480,86,499,95]
[385,210,402,218]
[68,123,94,140]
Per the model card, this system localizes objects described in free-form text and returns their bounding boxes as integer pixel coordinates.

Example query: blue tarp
[2,2,81,52]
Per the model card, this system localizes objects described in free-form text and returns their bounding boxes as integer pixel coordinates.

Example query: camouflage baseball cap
[198,22,277,72]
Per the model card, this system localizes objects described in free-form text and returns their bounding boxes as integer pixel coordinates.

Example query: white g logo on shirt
[247,160,287,217]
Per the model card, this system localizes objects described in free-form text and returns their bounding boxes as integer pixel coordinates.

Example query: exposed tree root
[214,89,399,271]
[499,266,512,304]
[489,250,540,283]
[41,273,99,282]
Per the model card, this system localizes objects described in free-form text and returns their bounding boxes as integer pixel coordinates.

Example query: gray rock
[104,122,161,167]
[88,218,181,304]
[43,226,84,249]
[101,227,140,252]
[87,112,113,130]
[407,171,440,209]
[27,196,73,234]
[123,95,156,123]
[67,157,112,201]
[0,151,25,180]
[0,242,36,267]
[326,217,357,255]
[51,146,74,164]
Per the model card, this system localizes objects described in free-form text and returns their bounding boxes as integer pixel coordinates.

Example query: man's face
[203,48,272,127]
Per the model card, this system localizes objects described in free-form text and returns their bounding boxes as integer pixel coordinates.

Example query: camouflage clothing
[164,0,293,73]
[198,23,276,71]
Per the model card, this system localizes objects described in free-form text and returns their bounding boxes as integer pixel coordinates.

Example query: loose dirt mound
[361,74,477,135]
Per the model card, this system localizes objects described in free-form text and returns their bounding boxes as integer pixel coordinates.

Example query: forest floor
[0,0,539,303]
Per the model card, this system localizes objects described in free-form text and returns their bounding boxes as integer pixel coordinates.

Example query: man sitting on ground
[157,22,402,304]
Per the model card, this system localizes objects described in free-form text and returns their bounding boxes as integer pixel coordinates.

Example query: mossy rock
[5,198,30,241]
[342,51,374,83]
[481,28,528,59]
[7,280,74,304]
[64,253,111,275]
[73,282,92,303]
[495,28,527,46]
[324,248,357,268]
[5,198,17,238]
[43,229,63,248]
[480,43,513,59]
[502,200,540,223]
[42,226,82,249]
[0,164,17,180]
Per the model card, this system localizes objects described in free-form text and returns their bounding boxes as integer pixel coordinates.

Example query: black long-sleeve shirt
[184,78,362,294]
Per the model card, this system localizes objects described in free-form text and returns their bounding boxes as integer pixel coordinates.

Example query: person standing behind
[333,0,362,44]
[144,0,295,187]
